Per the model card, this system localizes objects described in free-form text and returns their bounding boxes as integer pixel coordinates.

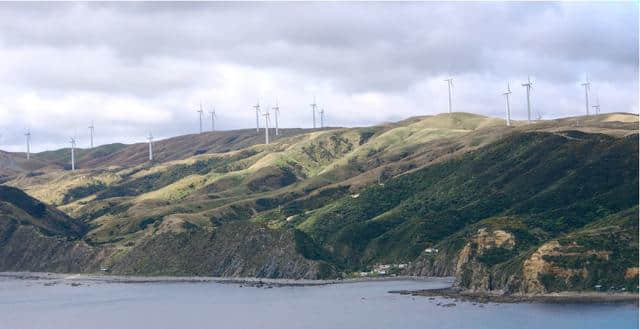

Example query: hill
[0,128,315,179]
[0,185,95,272]
[1,112,638,291]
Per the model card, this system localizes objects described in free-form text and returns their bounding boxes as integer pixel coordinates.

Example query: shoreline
[3,271,636,304]
[0,271,452,287]
[389,287,639,304]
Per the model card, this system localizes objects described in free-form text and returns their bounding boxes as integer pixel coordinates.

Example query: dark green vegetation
[0,113,638,293]
[539,207,639,292]
[296,132,637,268]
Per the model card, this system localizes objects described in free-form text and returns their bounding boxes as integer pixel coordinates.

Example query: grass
[2,113,637,286]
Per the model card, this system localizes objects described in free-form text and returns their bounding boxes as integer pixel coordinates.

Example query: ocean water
[0,276,636,329]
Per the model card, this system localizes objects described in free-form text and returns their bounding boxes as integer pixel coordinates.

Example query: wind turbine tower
[147,133,154,161]
[69,137,76,171]
[521,76,533,124]
[25,129,31,160]
[253,101,261,132]
[502,83,512,126]
[197,103,204,134]
[592,94,601,115]
[272,101,280,136]
[209,107,217,132]
[320,108,325,128]
[310,97,317,128]
[581,75,591,116]
[263,110,271,145]
[444,77,453,114]
[88,121,94,148]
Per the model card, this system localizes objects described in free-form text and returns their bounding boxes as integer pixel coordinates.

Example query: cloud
[0,2,637,151]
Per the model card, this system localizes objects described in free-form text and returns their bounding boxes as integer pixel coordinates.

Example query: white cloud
[0,2,637,152]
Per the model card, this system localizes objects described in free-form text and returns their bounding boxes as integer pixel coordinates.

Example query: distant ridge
[0,128,318,177]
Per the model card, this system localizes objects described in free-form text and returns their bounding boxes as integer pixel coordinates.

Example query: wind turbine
[24,129,31,160]
[592,93,601,115]
[263,110,271,145]
[581,74,591,116]
[521,76,533,124]
[502,83,512,126]
[444,77,453,114]
[69,137,76,171]
[88,121,94,148]
[310,96,317,128]
[209,107,217,132]
[197,103,204,134]
[147,133,154,161]
[320,107,325,128]
[272,101,280,136]
[252,101,261,132]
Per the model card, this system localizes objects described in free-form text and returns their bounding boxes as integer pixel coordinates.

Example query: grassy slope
[295,131,638,270]
[0,185,97,273]
[0,185,87,237]
[1,112,637,287]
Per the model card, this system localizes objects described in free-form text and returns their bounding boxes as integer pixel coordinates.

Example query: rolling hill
[0,128,315,180]
[0,112,637,294]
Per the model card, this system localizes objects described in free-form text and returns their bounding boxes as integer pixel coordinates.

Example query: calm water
[0,277,637,329]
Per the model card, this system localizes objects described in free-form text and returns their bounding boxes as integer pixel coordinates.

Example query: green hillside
[296,131,637,267]
[1,112,638,292]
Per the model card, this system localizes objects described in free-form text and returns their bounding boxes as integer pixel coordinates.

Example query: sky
[0,1,637,152]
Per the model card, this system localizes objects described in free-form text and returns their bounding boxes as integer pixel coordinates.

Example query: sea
[0,276,637,329]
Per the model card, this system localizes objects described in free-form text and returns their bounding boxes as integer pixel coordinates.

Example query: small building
[424,248,439,254]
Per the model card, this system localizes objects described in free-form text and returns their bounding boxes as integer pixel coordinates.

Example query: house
[424,248,439,254]
[371,264,394,275]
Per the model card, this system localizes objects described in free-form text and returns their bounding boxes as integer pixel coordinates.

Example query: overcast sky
[0,2,637,152]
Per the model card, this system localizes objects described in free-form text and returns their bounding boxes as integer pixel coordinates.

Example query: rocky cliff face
[409,207,639,294]
[108,222,336,279]
[0,223,99,273]
[454,229,516,291]
[0,217,336,279]
[408,226,524,293]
